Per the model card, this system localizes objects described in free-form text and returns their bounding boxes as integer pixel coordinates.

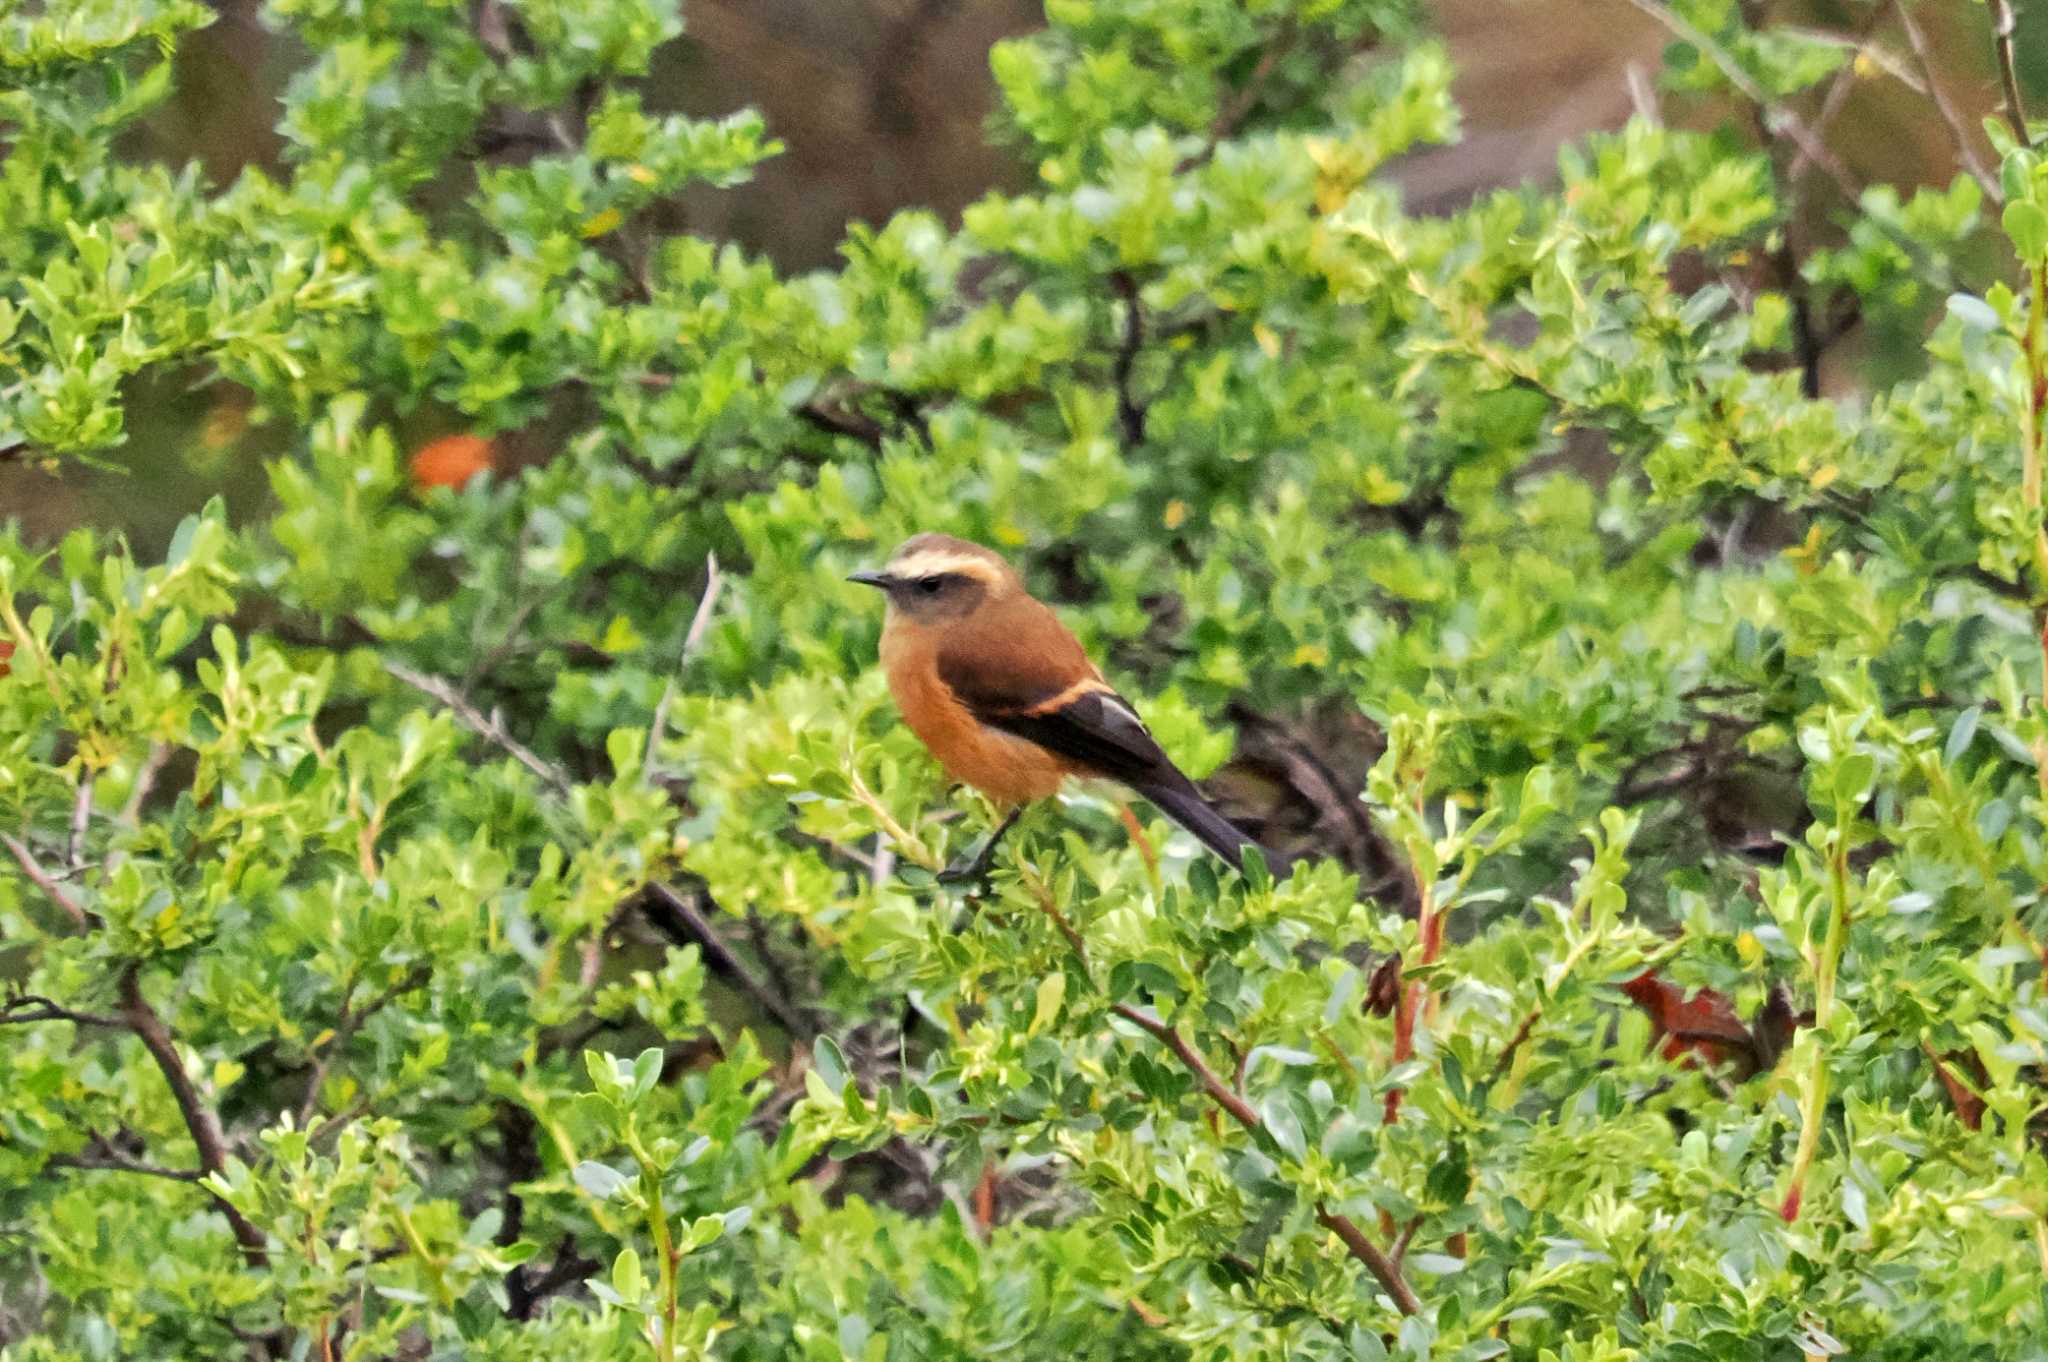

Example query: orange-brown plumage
[852,533,1281,877]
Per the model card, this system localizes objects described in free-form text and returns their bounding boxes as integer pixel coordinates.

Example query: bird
[849,532,1287,882]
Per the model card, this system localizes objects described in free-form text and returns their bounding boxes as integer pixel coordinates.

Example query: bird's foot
[936,841,1000,887]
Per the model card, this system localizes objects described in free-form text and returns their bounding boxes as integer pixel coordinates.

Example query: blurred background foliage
[6,0,2048,549]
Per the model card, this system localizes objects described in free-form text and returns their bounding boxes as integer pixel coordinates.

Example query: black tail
[1135,779,1291,879]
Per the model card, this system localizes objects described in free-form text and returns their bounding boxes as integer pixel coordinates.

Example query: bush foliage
[5,0,2048,1358]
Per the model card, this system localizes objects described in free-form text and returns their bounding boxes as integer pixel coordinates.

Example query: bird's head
[848,533,1020,625]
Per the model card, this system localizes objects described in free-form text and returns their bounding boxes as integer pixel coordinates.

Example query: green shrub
[4,1,2048,1358]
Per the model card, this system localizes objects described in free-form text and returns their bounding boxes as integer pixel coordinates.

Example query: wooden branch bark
[120,966,269,1265]
[1110,1002,1421,1316]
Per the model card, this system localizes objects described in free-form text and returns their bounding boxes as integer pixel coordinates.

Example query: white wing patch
[1095,693,1152,740]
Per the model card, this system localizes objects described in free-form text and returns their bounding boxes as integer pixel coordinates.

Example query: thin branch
[3,833,92,930]
[119,743,172,826]
[1,995,123,1028]
[298,966,432,1126]
[1621,0,1859,201]
[119,966,269,1265]
[1891,0,2000,200]
[1389,1215,1422,1268]
[387,654,813,1040]
[1994,0,2032,146]
[1487,1008,1542,1083]
[642,882,813,1039]
[45,1151,205,1182]
[1176,27,1295,171]
[1110,1002,1420,1316]
[1109,271,1148,449]
[383,660,572,798]
[645,553,723,778]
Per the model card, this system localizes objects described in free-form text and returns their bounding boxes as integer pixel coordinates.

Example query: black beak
[847,570,894,589]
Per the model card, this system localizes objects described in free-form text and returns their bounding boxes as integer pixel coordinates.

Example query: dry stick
[382,661,572,799]
[644,553,723,778]
[3,833,90,930]
[1892,0,2000,200]
[118,965,270,1265]
[1994,0,2032,145]
[1109,1002,1421,1317]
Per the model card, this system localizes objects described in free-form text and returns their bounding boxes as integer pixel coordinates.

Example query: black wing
[977,687,1175,786]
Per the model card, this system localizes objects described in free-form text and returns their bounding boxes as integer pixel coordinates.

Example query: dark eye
[916,576,944,595]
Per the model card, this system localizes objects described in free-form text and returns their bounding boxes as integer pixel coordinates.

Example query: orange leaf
[409,434,496,491]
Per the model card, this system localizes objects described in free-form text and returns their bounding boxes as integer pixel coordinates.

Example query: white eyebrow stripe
[888,550,1004,583]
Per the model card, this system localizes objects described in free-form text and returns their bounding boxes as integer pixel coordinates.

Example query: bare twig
[119,966,269,1265]
[382,660,572,798]
[3,833,91,930]
[1389,1215,1422,1267]
[1110,1003,1420,1316]
[645,553,723,778]
[1891,1,2000,200]
[1994,0,2032,146]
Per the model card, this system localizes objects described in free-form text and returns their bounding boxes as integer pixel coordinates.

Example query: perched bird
[849,533,1285,880]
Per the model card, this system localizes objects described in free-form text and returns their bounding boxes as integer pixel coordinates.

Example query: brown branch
[3,833,92,930]
[119,965,269,1265]
[384,659,573,798]
[1109,1003,1420,1316]
[1176,27,1295,172]
[1994,0,2032,146]
[1487,1008,1542,1083]
[1892,1,2000,200]
[1,995,122,1028]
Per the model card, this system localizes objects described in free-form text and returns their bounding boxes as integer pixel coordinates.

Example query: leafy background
[5,1,2048,1360]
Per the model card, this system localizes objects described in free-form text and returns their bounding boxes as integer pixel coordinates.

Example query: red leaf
[1919,1040,1987,1130]
[1620,970,1760,1077]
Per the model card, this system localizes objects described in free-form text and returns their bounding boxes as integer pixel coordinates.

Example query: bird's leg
[938,806,1023,885]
